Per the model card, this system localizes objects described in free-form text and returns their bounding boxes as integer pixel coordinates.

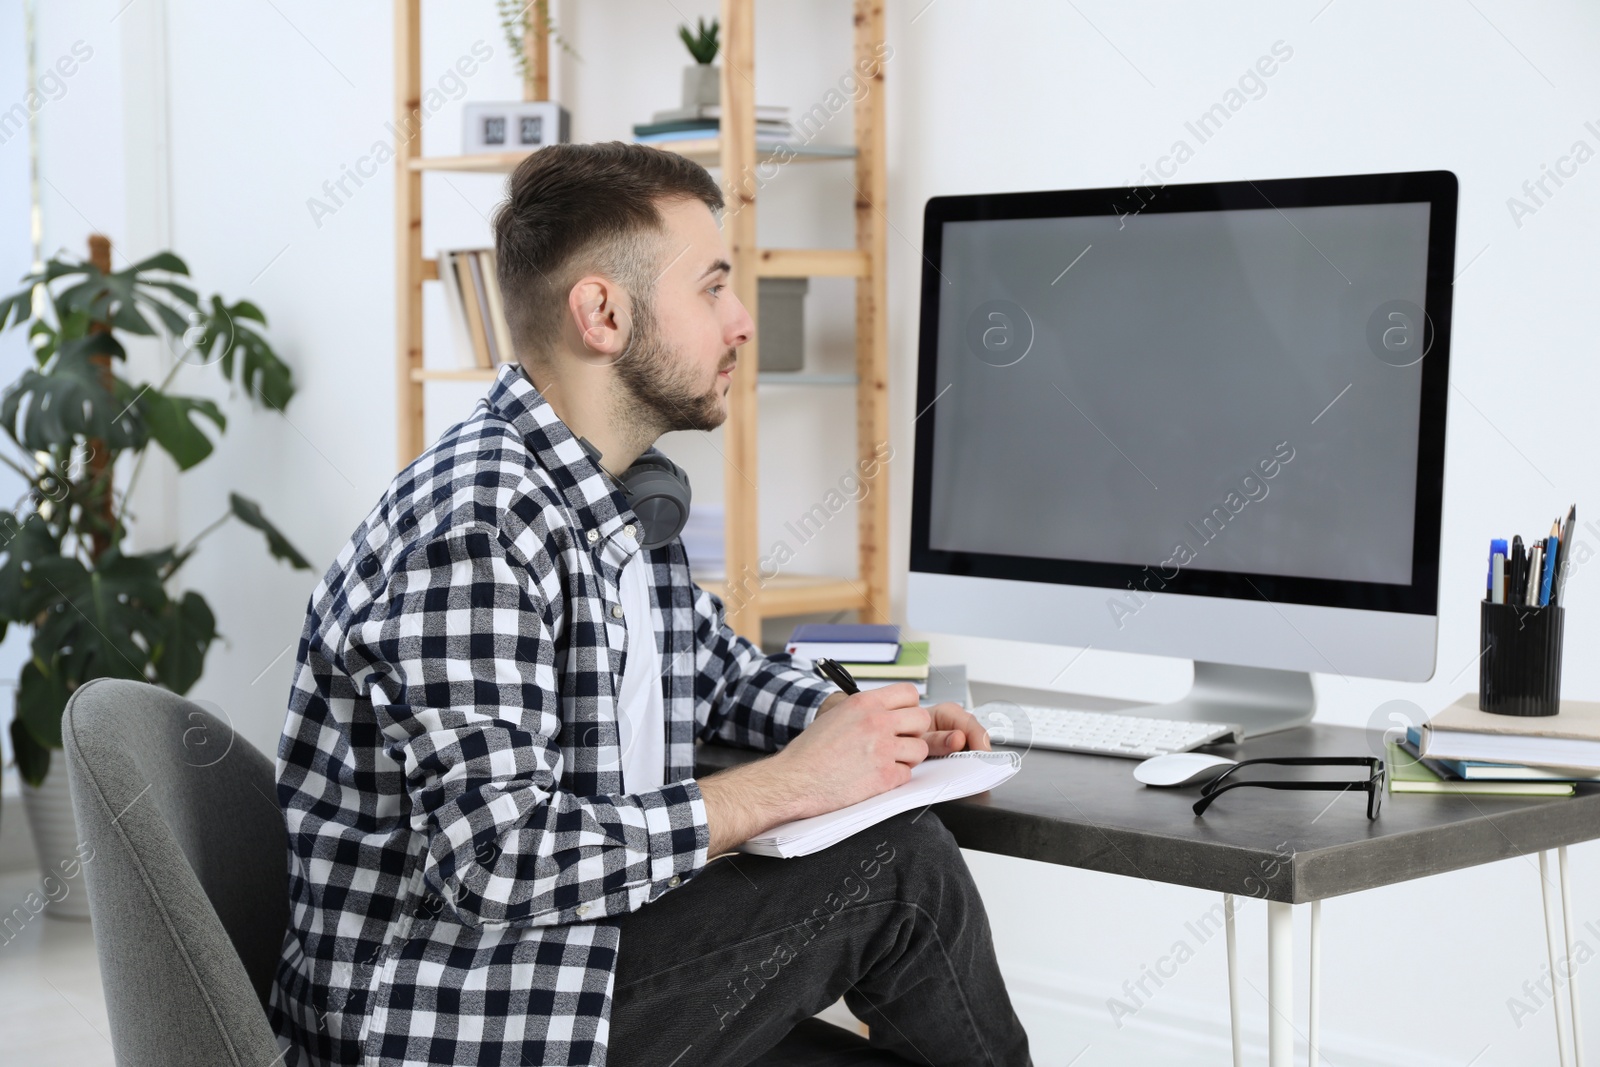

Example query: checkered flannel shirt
[268,362,835,1066]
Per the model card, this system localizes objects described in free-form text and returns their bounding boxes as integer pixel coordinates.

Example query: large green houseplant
[0,236,311,794]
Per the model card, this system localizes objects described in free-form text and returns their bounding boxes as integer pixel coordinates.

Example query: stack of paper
[739,750,1020,858]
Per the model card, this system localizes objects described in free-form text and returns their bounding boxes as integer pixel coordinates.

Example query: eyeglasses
[1192,756,1387,819]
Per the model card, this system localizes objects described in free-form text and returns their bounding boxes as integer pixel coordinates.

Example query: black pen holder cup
[1479,599,1565,717]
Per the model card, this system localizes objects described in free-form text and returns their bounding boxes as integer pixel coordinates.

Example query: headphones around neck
[574,436,692,551]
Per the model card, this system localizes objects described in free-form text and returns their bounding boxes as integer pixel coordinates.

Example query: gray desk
[694,696,1600,1066]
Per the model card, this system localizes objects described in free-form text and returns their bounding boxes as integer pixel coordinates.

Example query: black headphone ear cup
[619,455,692,550]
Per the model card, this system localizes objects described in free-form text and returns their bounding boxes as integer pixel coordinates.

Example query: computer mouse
[1133,752,1237,788]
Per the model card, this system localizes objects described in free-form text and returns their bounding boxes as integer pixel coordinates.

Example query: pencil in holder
[1479,599,1565,717]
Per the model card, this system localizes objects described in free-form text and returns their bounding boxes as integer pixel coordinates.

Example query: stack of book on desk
[784,624,931,696]
[1390,693,1600,797]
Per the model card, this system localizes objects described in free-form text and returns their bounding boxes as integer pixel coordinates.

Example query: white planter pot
[19,760,93,921]
[682,63,720,109]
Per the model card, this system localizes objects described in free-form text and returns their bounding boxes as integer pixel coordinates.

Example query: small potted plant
[680,17,720,109]
[0,235,311,916]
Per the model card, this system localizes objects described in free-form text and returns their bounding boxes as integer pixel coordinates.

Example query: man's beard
[612,296,732,434]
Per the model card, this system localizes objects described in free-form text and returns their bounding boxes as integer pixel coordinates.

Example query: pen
[1510,536,1526,604]
[1558,504,1577,604]
[814,657,860,695]
[1540,534,1558,606]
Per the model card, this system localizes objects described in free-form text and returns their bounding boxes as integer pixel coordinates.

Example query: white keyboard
[973,703,1242,759]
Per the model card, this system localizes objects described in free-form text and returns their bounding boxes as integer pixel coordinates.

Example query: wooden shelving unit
[394,0,890,640]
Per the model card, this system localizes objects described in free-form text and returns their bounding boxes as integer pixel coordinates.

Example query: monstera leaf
[0,334,146,452]
[0,510,63,641]
[228,493,312,569]
[208,297,294,411]
[152,590,218,695]
[138,388,226,471]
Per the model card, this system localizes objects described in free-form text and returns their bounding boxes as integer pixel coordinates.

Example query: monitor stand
[969,662,1315,739]
[1123,662,1314,738]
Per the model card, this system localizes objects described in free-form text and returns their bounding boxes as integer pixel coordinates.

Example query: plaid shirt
[269,362,834,1066]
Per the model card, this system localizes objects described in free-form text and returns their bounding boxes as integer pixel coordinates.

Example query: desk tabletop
[694,723,1600,903]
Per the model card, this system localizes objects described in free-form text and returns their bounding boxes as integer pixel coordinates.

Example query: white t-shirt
[614,551,666,793]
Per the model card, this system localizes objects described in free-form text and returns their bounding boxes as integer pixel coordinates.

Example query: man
[270,141,1033,1067]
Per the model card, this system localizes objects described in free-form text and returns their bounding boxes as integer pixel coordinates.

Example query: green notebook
[1386,742,1575,797]
[840,641,930,680]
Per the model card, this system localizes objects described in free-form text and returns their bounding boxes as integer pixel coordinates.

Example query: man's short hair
[492,141,724,360]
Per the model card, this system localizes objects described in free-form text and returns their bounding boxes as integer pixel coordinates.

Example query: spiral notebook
[738,750,1021,858]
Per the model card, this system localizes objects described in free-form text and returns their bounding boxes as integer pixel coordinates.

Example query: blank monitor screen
[914,172,1455,614]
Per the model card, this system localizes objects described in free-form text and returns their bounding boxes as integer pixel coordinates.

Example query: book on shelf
[437,250,476,370]
[1403,728,1600,781]
[1418,693,1600,771]
[479,248,516,366]
[786,623,900,663]
[650,104,791,123]
[451,251,492,368]
[738,749,1020,858]
[1386,742,1575,797]
[438,248,516,371]
[463,250,500,365]
[634,131,859,159]
[840,641,930,681]
[633,118,793,138]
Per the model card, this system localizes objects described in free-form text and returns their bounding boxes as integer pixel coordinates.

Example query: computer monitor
[907,170,1457,735]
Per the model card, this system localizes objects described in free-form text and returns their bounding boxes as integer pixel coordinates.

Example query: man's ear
[568,276,631,363]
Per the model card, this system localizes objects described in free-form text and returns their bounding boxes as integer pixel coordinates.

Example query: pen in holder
[1479,599,1565,717]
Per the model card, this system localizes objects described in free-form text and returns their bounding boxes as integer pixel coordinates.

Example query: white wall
[19,1,1600,1063]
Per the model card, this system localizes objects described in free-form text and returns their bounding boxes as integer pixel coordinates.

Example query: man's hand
[816,688,991,757]
[920,700,994,756]
[770,683,937,822]
[698,686,997,855]
[699,683,931,854]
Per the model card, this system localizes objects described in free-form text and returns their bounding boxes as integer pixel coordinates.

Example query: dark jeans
[608,809,1034,1067]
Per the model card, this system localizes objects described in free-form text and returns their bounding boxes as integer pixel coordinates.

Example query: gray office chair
[62,677,901,1067]
[63,677,288,1067]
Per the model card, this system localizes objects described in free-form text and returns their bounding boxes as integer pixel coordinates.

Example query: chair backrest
[63,677,290,1067]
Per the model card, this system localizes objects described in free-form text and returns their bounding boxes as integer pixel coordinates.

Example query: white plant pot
[19,760,93,921]
[682,63,720,109]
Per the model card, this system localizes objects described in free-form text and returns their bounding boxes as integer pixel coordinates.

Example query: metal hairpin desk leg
[1224,893,1241,1067]
[1267,901,1294,1066]
[1543,848,1587,1067]
[1309,899,1322,1066]
[1224,895,1322,1067]
[1543,850,1575,1067]
[1560,846,1586,1067]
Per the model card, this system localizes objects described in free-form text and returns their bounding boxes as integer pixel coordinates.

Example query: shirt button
[668,875,681,888]
[624,524,637,539]
[611,604,625,619]
[586,529,600,544]
[576,903,591,917]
